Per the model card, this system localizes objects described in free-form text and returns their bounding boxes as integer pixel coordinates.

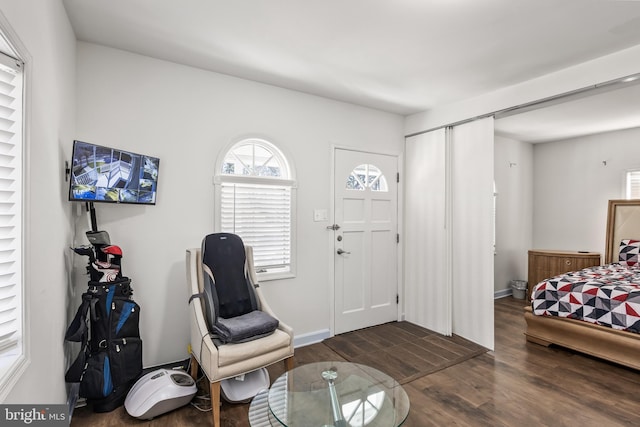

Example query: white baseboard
[296,293,517,348]
[494,288,513,299]
[293,329,330,348]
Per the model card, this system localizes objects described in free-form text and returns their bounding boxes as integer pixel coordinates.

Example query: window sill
[0,351,29,401]
[257,271,295,282]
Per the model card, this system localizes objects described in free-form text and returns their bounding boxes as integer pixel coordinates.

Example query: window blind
[628,171,640,199]
[220,182,291,272]
[0,52,21,357]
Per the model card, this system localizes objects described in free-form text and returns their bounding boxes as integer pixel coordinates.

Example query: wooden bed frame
[524,199,640,370]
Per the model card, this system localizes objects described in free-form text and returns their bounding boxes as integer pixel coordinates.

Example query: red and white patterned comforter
[531,263,640,333]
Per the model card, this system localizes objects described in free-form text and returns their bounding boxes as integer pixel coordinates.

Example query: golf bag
[65,236,143,413]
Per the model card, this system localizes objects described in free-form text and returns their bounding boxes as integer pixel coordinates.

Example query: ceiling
[62,0,640,139]
[494,78,640,143]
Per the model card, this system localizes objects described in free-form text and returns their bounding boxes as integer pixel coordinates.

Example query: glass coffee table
[248,361,410,426]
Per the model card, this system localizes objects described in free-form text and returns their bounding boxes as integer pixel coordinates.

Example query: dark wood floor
[323,320,487,384]
[71,297,640,426]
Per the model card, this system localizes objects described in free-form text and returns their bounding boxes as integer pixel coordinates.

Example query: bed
[524,199,640,370]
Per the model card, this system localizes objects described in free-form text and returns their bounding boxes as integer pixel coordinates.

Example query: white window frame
[214,137,297,281]
[0,17,27,401]
[625,169,640,199]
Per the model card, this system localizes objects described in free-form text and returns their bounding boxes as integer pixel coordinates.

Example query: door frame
[328,145,404,337]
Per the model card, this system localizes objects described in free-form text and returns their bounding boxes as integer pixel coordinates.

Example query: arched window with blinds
[214,138,296,280]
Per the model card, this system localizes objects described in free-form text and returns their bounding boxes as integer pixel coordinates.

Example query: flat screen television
[69,140,160,205]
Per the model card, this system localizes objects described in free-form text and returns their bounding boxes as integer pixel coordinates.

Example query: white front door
[333,148,399,335]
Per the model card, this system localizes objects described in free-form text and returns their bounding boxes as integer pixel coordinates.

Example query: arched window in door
[346,164,388,192]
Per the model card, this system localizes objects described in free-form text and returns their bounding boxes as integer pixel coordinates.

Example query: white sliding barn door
[404,129,451,336]
[404,118,494,351]
[451,118,494,350]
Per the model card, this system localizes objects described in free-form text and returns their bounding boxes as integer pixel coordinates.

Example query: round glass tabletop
[265,361,410,427]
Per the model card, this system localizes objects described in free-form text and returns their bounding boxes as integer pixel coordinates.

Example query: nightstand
[527,250,601,298]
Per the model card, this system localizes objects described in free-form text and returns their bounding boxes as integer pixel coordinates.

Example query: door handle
[337,248,351,255]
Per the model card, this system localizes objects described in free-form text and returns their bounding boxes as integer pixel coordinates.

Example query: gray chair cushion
[213,310,279,344]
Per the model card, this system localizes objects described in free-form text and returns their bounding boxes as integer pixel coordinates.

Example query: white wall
[493,135,533,292]
[0,1,76,403]
[75,42,404,367]
[533,127,640,253]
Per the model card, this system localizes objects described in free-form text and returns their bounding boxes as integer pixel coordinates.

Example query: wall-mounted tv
[69,140,160,205]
